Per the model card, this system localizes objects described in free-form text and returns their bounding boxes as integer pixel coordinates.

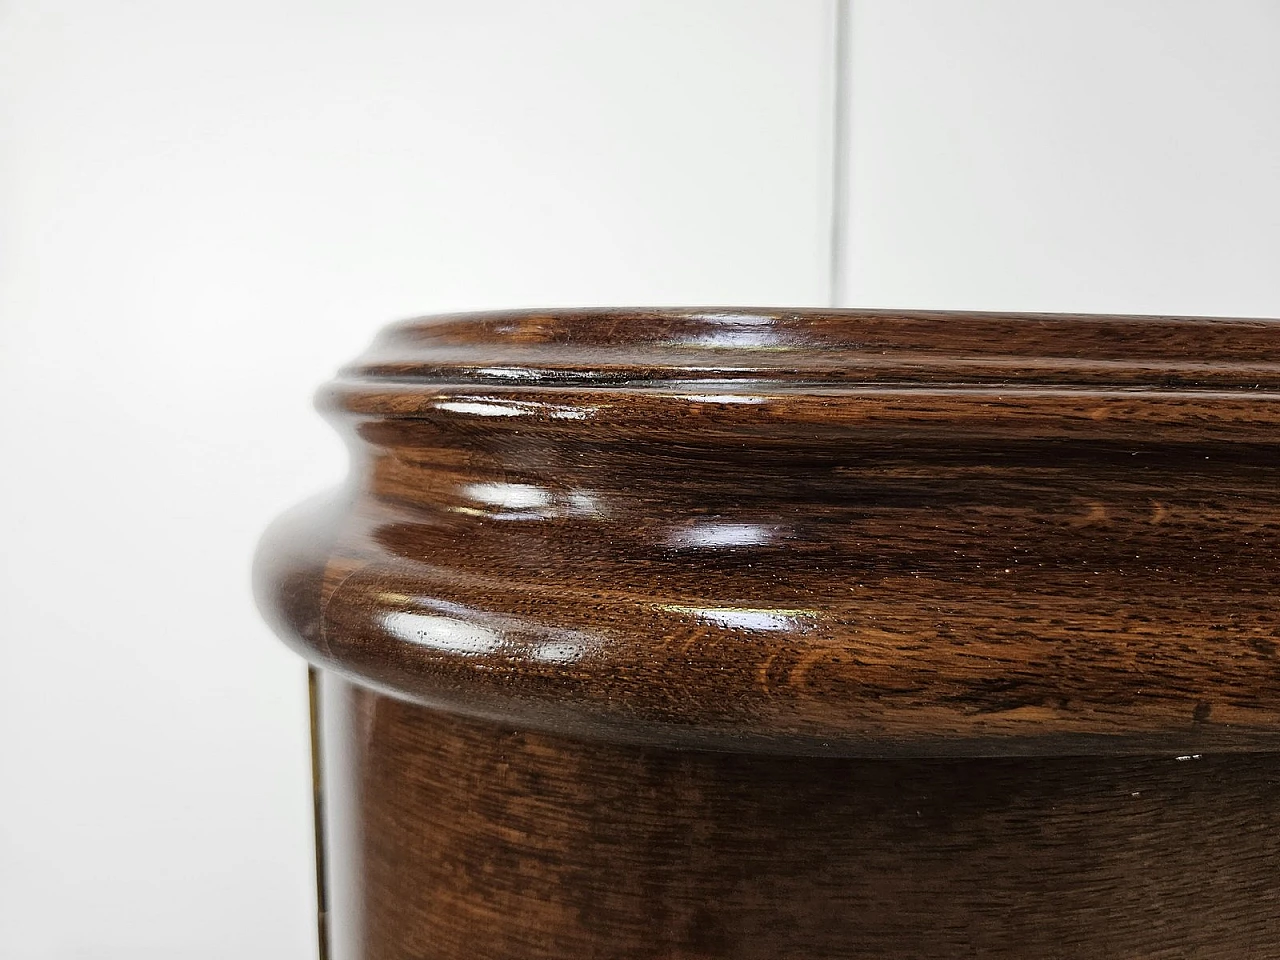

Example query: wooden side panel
[319,672,1280,960]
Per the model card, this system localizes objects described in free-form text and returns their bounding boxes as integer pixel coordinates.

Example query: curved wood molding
[255,308,1280,756]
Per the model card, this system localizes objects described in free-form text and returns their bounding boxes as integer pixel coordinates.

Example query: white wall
[2,2,1278,958]
[839,0,1280,314]
[0,2,834,958]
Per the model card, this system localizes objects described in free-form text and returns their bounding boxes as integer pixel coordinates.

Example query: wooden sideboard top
[256,308,1280,756]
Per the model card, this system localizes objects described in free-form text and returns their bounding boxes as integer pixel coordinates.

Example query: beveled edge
[254,493,1280,759]
[343,307,1280,391]
[255,308,1280,757]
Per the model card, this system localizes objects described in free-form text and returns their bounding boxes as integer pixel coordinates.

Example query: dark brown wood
[255,308,1280,958]
[318,673,1280,960]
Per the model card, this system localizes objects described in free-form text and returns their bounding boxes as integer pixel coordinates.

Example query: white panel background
[3,1,1280,958]
[839,0,1280,314]
[0,3,834,957]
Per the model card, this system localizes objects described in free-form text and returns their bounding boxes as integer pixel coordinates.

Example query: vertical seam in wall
[828,0,851,307]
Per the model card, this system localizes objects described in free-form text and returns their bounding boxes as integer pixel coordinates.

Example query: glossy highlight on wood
[256,308,1280,959]
[257,308,1280,756]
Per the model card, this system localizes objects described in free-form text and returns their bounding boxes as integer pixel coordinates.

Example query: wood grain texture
[256,308,1280,756]
[256,309,1280,958]
[318,673,1280,960]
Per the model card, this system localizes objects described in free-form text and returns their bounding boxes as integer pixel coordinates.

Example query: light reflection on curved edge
[434,398,594,420]
[666,522,775,549]
[379,595,602,664]
[657,603,818,632]
[454,482,603,520]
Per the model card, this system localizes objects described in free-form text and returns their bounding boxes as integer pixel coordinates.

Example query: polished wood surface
[255,308,1280,958]
[319,673,1280,960]
[258,308,1280,756]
